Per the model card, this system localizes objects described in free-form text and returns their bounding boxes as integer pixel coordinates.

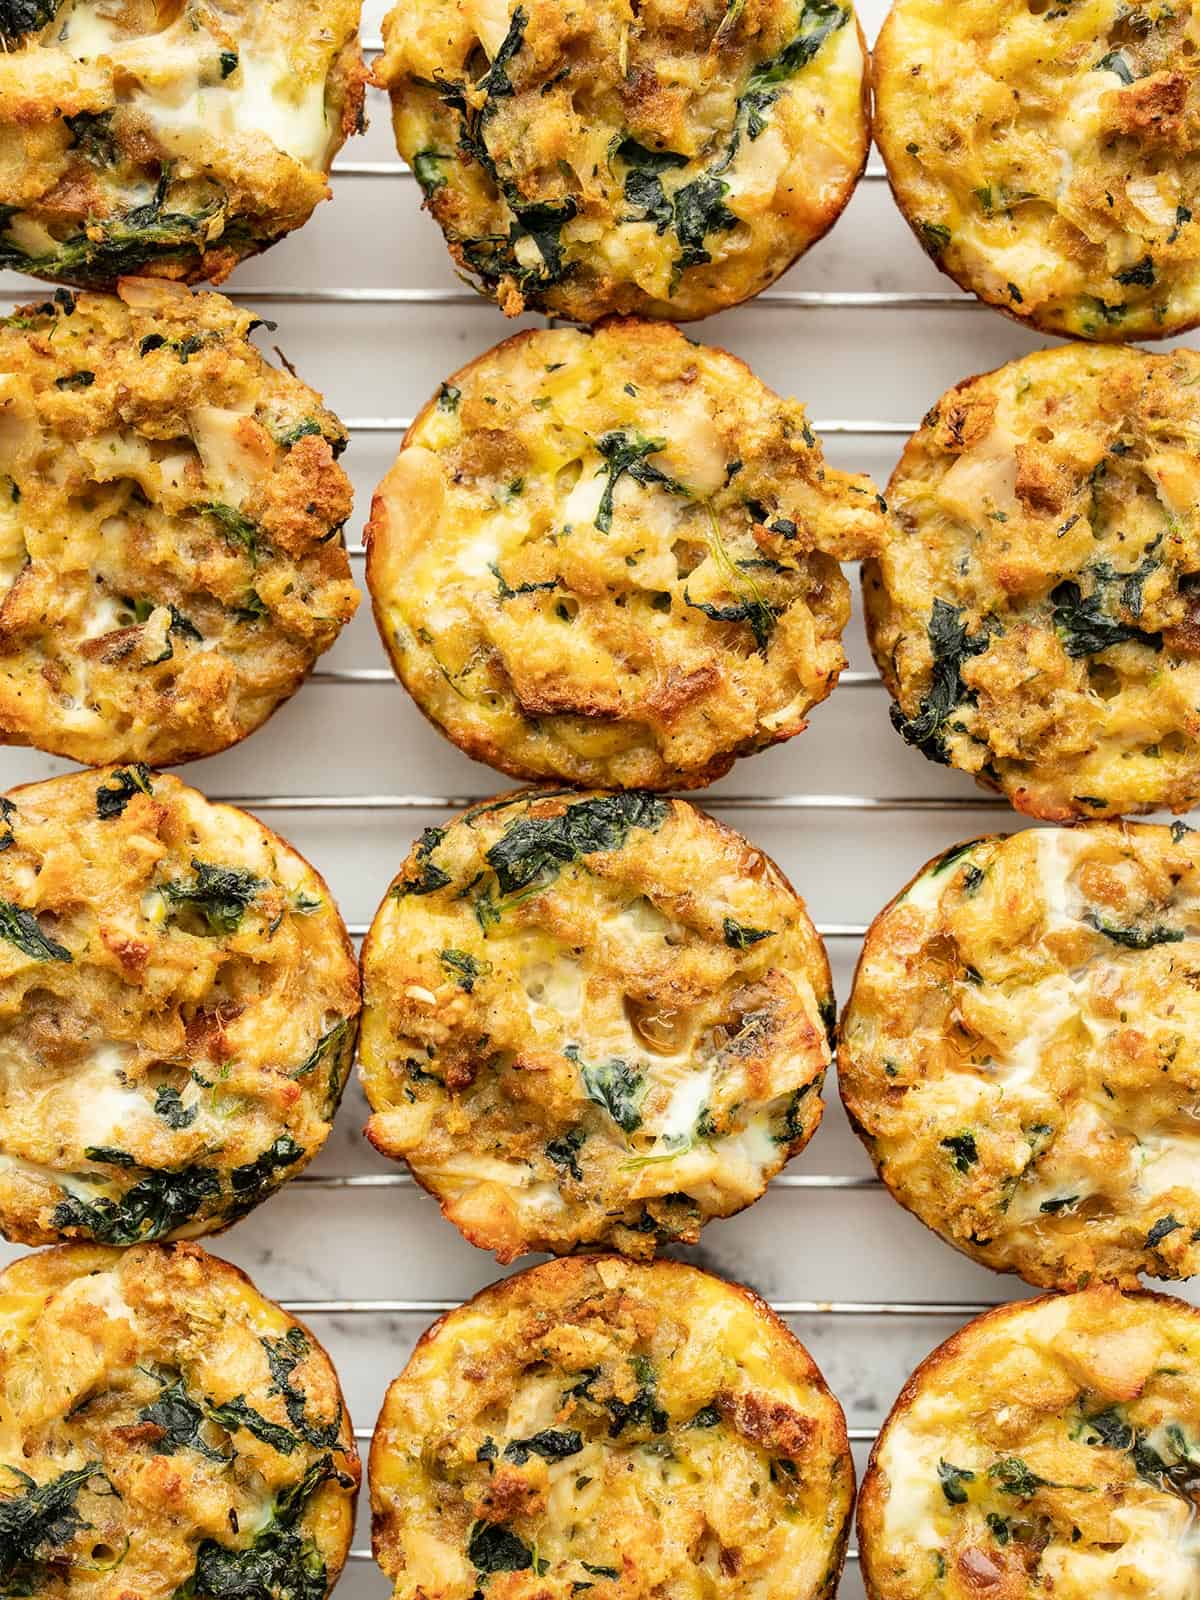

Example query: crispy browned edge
[855,1284,1200,1599]
[362,319,864,791]
[375,13,872,326]
[0,1239,362,1591]
[0,767,362,1248]
[862,347,1200,823]
[358,785,833,1261]
[872,4,1200,346]
[368,1253,854,1600]
[835,820,1195,1292]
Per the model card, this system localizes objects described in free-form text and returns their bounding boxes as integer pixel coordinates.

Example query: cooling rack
[2,3,1196,1595]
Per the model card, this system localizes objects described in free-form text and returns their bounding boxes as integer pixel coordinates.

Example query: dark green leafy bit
[177,1454,350,1600]
[0,0,59,39]
[486,792,668,895]
[0,1462,104,1589]
[439,949,492,993]
[0,899,71,962]
[593,432,687,534]
[154,1085,197,1130]
[689,1405,722,1429]
[1077,1407,1200,1499]
[1052,581,1162,657]
[937,1459,974,1504]
[1115,256,1155,287]
[546,1128,586,1182]
[987,1457,1063,1497]
[722,917,775,949]
[160,860,266,936]
[490,563,560,602]
[581,1564,619,1580]
[929,839,986,878]
[412,150,451,194]
[917,221,951,258]
[230,1137,305,1215]
[262,1328,341,1450]
[437,384,461,413]
[198,503,263,564]
[684,588,777,652]
[1147,1214,1184,1249]
[53,1165,221,1244]
[941,1132,978,1173]
[219,49,238,78]
[205,1396,298,1457]
[568,1046,644,1133]
[468,1522,533,1574]
[606,1356,668,1437]
[986,1512,1010,1545]
[892,600,989,762]
[502,1429,582,1464]
[292,1019,351,1081]
[95,765,154,820]
[0,798,14,853]
[1094,49,1135,84]
[139,1378,232,1463]
[398,827,452,897]
[739,1,850,137]
[273,419,324,449]
[1084,915,1184,950]
[1039,1195,1079,1214]
[54,371,95,390]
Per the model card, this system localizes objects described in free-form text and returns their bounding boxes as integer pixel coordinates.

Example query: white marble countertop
[2,4,1195,1595]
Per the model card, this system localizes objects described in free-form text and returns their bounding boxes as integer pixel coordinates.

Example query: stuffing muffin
[0,765,359,1247]
[373,0,869,322]
[840,823,1200,1291]
[366,321,885,791]
[359,789,833,1260]
[370,1256,854,1600]
[858,1286,1200,1600]
[0,1242,359,1600]
[0,279,358,768]
[866,344,1200,820]
[875,0,1200,341]
[0,0,365,288]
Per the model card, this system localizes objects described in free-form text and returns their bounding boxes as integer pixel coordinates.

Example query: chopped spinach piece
[490,563,561,602]
[439,949,492,993]
[1084,915,1184,950]
[0,1462,104,1589]
[593,432,686,534]
[937,1459,974,1505]
[292,1019,351,1081]
[1039,1195,1079,1214]
[614,137,689,174]
[468,1522,533,1574]
[204,1396,298,1457]
[0,798,14,853]
[261,1328,341,1450]
[987,1457,1059,1497]
[606,1357,667,1437]
[0,899,70,963]
[399,827,452,896]
[54,371,94,390]
[0,0,59,39]
[412,150,450,193]
[154,1085,197,1131]
[739,2,850,137]
[929,839,986,877]
[669,175,736,271]
[139,1377,232,1463]
[1094,48,1135,83]
[52,1165,221,1244]
[891,599,989,762]
[437,384,461,413]
[917,221,952,258]
[1147,1214,1184,1249]
[502,1429,582,1464]
[160,860,266,936]
[986,1512,1010,1545]
[941,1132,978,1173]
[274,419,323,449]
[581,1565,619,1580]
[1052,580,1162,657]
[218,49,238,78]
[684,589,777,652]
[230,1137,305,1213]
[96,765,154,820]
[722,917,775,949]
[1078,1407,1133,1451]
[198,503,262,564]
[546,1128,586,1182]
[486,792,667,895]
[689,1405,722,1429]
[569,1046,645,1133]
[64,110,118,167]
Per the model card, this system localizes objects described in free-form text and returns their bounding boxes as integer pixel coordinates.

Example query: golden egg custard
[0,1242,359,1600]
[373,0,869,322]
[0,280,358,768]
[866,344,1200,821]
[359,789,833,1261]
[370,1256,853,1600]
[0,765,359,1247]
[366,321,885,791]
[875,0,1200,341]
[859,1287,1200,1600]
[0,0,364,288]
[840,823,1200,1291]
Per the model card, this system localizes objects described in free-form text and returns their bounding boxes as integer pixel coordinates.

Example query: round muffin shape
[0,280,358,768]
[370,1256,854,1600]
[0,0,364,288]
[366,321,885,791]
[374,0,869,323]
[0,765,360,1247]
[360,788,833,1261]
[859,1286,1200,1600]
[866,343,1200,821]
[839,823,1200,1291]
[875,0,1200,342]
[0,1242,359,1600]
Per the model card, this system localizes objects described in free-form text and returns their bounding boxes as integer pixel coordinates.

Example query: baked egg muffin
[0,0,365,288]
[858,1286,1200,1600]
[373,0,869,322]
[0,1242,359,1600]
[370,1256,854,1600]
[875,0,1200,341]
[359,788,833,1261]
[0,765,359,1247]
[867,343,1200,821]
[840,823,1200,1291]
[0,279,358,768]
[366,321,886,791]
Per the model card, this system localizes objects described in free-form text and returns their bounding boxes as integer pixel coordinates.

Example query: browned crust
[370,1254,854,1595]
[855,1285,1200,1599]
[360,786,833,1259]
[872,6,1200,345]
